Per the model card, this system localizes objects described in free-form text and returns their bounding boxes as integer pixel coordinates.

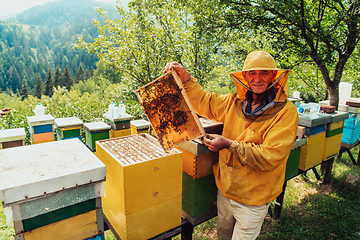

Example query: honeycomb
[135,71,205,152]
[97,135,167,166]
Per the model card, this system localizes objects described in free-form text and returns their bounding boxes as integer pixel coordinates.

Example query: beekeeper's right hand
[163,62,192,83]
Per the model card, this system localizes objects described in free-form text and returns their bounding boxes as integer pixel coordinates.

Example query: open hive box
[135,70,205,152]
[95,134,182,240]
[0,139,106,240]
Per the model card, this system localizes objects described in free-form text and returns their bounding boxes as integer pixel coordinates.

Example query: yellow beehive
[109,128,131,138]
[95,134,182,240]
[299,132,326,170]
[323,134,343,160]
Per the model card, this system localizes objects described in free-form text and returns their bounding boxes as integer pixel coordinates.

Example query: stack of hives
[339,103,360,145]
[177,117,222,224]
[83,122,111,152]
[0,139,106,240]
[96,134,182,240]
[0,128,26,149]
[298,114,331,170]
[54,117,83,141]
[27,114,55,144]
[103,112,133,139]
[322,111,348,160]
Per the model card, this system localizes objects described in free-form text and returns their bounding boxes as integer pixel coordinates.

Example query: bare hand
[203,134,233,152]
[163,62,191,83]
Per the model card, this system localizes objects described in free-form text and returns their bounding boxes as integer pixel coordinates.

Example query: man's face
[243,70,276,94]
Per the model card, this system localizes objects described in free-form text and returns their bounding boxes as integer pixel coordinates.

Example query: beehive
[135,70,205,152]
[130,119,150,135]
[0,128,26,149]
[104,112,133,130]
[0,139,106,240]
[83,122,111,151]
[54,117,83,141]
[181,173,217,223]
[27,115,55,144]
[323,111,348,160]
[95,134,182,240]
[284,138,306,181]
[342,113,360,145]
[299,132,326,170]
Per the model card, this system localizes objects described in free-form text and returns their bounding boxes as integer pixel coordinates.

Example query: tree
[54,66,62,87]
[75,0,220,88]
[182,0,360,107]
[75,63,85,83]
[63,65,73,90]
[45,68,54,97]
[34,74,43,99]
[20,79,29,100]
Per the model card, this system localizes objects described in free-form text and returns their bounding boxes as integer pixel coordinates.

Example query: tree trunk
[328,86,339,109]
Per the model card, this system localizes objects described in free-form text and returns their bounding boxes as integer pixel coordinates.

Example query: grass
[1,146,360,240]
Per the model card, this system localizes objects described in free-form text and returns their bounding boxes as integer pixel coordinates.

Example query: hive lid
[298,113,331,127]
[103,113,134,122]
[26,115,55,126]
[324,110,349,123]
[83,121,111,132]
[0,128,26,142]
[131,119,150,128]
[55,117,84,128]
[0,138,106,207]
[135,70,205,152]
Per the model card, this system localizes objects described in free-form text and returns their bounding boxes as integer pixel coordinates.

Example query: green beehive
[83,122,111,151]
[182,173,218,224]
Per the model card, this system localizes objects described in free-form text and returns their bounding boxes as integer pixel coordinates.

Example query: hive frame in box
[135,70,205,152]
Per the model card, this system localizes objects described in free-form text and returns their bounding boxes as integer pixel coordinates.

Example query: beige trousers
[217,190,269,240]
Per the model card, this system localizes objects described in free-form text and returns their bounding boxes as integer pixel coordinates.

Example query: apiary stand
[96,134,182,240]
[0,128,26,149]
[103,113,133,138]
[0,139,106,240]
[27,114,55,144]
[55,117,83,141]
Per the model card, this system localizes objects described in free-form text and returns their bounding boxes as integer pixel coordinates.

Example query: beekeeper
[164,51,299,240]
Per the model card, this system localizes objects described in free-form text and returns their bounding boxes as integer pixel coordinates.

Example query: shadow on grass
[259,154,360,240]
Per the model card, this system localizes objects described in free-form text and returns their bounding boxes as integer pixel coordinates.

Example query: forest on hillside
[0,0,118,94]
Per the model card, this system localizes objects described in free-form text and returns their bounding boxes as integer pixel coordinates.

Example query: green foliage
[63,65,73,90]
[34,74,43,99]
[45,68,54,97]
[19,79,29,100]
[178,0,360,106]
[75,0,221,87]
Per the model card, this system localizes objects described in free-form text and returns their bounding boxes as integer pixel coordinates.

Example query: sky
[0,0,120,16]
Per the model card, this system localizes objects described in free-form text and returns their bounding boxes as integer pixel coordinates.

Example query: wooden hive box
[0,128,26,149]
[322,111,348,160]
[285,138,306,181]
[103,112,133,131]
[299,132,326,170]
[181,173,217,224]
[0,139,106,240]
[26,115,55,144]
[177,140,218,179]
[55,117,83,141]
[83,122,111,151]
[95,134,182,240]
[130,119,150,135]
[135,70,205,152]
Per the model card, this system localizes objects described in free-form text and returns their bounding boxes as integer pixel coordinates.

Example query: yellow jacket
[183,74,299,206]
